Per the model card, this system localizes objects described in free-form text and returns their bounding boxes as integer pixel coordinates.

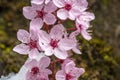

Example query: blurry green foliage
[0,0,120,80]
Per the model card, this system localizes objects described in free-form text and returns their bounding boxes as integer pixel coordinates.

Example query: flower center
[50,39,58,49]
[36,10,45,19]
[28,40,37,49]
[31,67,39,75]
[79,24,83,31]
[65,4,72,11]
[66,74,73,80]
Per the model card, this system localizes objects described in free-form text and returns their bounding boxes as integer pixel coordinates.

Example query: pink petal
[76,21,90,29]
[65,61,75,74]
[44,1,57,13]
[54,48,68,59]
[53,0,65,8]
[59,38,76,50]
[25,59,38,70]
[57,9,68,20]
[55,70,66,80]
[17,29,30,43]
[43,69,52,74]
[29,29,38,41]
[31,0,44,5]
[39,56,51,68]
[69,9,81,19]
[50,24,66,40]
[68,11,76,20]
[28,48,40,59]
[23,6,36,20]
[74,0,88,12]
[61,59,73,70]
[70,68,85,78]
[38,30,51,44]
[69,31,79,39]
[44,13,56,25]
[76,12,95,25]
[81,29,92,40]
[72,47,81,54]
[31,3,44,11]
[45,0,51,4]
[13,44,30,54]
[30,18,43,31]
[44,46,53,56]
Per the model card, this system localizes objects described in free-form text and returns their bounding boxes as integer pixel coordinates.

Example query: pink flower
[53,0,88,20]
[31,0,51,5]
[75,12,95,40]
[38,24,76,59]
[56,60,85,80]
[23,1,57,27]
[13,29,42,59]
[25,56,52,80]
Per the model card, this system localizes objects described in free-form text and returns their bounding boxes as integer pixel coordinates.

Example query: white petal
[57,9,68,20]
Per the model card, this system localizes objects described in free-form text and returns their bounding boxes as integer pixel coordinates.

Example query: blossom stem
[67,27,77,31]
[44,23,50,33]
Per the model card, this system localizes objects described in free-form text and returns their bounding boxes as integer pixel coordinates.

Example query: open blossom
[31,0,51,5]
[25,56,52,80]
[53,0,88,20]
[13,29,42,59]
[56,60,85,80]
[74,12,95,40]
[23,1,57,27]
[38,24,76,59]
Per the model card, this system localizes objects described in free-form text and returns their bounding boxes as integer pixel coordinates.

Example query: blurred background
[0,0,120,80]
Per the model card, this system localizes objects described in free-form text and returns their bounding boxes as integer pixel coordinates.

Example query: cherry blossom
[31,0,51,5]
[13,29,42,59]
[53,0,88,20]
[56,60,85,80]
[74,12,95,40]
[25,56,52,80]
[38,24,76,59]
[23,1,57,27]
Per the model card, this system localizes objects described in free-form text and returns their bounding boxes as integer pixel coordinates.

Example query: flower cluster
[13,0,95,80]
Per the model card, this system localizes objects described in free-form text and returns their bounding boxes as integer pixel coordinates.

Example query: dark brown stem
[44,23,50,33]
[67,27,77,31]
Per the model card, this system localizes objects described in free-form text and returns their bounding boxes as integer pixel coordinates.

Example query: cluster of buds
[13,0,95,80]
